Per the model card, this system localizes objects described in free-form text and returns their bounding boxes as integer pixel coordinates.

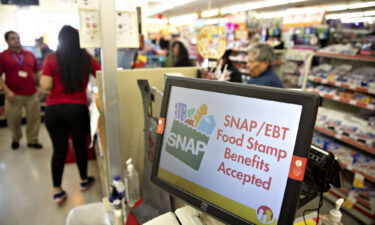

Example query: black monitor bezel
[151,76,320,225]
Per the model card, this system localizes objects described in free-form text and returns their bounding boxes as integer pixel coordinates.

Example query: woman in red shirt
[41,25,101,205]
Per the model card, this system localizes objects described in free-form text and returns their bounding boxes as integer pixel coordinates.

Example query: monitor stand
[144,205,225,225]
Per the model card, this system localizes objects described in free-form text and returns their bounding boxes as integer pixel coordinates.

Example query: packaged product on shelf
[317,43,359,55]
[311,63,333,77]
[352,154,375,178]
[315,107,375,149]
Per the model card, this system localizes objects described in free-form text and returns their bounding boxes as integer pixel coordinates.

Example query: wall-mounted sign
[197,25,226,59]
[283,8,326,29]
[79,9,101,48]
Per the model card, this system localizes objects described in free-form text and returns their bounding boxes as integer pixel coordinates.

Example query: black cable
[303,191,324,225]
[303,153,332,225]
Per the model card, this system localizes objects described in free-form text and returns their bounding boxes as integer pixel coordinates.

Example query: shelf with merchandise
[314,52,375,63]
[325,189,374,225]
[314,126,375,155]
[308,76,375,95]
[308,88,375,111]
[312,134,375,182]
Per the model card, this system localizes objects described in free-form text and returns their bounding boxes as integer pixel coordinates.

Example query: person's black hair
[222,49,233,61]
[56,25,92,93]
[4,31,17,42]
[172,41,192,67]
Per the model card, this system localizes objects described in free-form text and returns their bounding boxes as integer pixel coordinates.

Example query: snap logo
[166,103,216,170]
[256,205,274,224]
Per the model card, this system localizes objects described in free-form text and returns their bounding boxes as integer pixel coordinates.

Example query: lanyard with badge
[12,53,28,78]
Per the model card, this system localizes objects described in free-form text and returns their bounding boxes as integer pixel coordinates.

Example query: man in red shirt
[0,31,43,150]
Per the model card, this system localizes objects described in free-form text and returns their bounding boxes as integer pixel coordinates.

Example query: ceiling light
[201,9,219,18]
[326,12,364,19]
[348,1,375,9]
[220,0,307,15]
[147,4,173,16]
[341,16,375,23]
[364,10,375,16]
[326,4,348,12]
[147,0,196,16]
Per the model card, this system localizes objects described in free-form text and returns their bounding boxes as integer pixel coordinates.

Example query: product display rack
[314,52,375,63]
[315,125,375,156]
[326,188,374,225]
[282,49,313,88]
[304,51,375,224]
[308,76,375,95]
[309,90,375,111]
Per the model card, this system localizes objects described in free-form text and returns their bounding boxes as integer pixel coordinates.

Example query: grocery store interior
[0,0,374,225]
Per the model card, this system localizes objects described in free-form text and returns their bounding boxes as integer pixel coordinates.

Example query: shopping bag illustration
[166,103,215,170]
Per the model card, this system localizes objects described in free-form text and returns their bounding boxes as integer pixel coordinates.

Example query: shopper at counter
[247,43,284,88]
[200,49,242,82]
[40,25,101,205]
[0,31,43,150]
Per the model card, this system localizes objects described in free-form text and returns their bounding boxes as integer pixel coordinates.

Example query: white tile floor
[0,123,102,225]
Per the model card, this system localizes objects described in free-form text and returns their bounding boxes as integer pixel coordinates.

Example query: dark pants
[45,104,90,187]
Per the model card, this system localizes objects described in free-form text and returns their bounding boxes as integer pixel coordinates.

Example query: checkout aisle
[0,124,102,225]
[0,108,363,225]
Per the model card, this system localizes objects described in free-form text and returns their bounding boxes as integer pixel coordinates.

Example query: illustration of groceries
[166,103,216,170]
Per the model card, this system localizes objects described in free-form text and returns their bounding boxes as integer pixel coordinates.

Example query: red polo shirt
[0,49,39,95]
[42,53,101,106]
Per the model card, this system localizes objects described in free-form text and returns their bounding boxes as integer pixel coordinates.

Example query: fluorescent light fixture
[146,18,169,24]
[220,0,307,15]
[325,2,375,12]
[147,0,196,16]
[364,10,375,16]
[326,4,348,12]
[147,4,173,16]
[326,12,364,19]
[348,1,375,9]
[341,16,375,23]
[201,9,219,18]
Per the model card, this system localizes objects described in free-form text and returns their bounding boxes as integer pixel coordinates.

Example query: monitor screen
[152,77,319,225]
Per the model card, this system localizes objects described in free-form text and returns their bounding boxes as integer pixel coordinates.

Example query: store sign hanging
[197,25,226,59]
[283,8,326,29]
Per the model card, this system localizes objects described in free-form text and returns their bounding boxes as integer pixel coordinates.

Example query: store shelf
[315,52,375,62]
[314,126,375,155]
[310,90,375,111]
[335,187,372,208]
[308,76,375,95]
[325,189,374,225]
[339,161,375,183]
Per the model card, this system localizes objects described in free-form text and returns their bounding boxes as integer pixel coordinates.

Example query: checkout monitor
[151,76,320,225]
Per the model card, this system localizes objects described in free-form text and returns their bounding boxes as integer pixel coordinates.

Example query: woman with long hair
[41,25,101,205]
[171,41,193,67]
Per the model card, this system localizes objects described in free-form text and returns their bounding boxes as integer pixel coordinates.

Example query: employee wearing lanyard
[0,31,43,150]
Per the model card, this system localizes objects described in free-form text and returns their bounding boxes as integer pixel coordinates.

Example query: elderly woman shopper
[246,43,284,88]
